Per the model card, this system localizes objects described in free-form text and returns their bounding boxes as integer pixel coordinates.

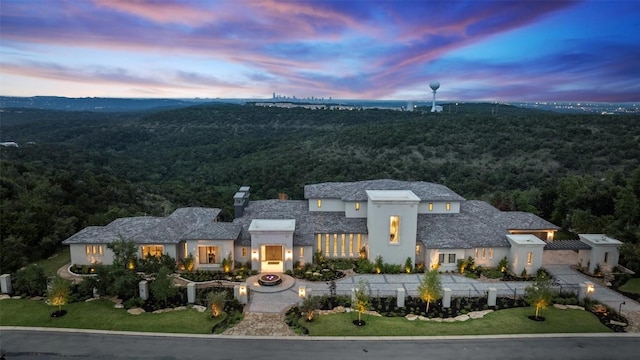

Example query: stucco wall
[69,244,114,265]
[417,201,461,214]
[308,198,344,212]
[367,200,418,266]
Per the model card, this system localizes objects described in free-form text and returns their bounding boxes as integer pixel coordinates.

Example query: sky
[1,0,639,102]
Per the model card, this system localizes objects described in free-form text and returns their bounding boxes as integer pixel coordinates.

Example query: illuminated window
[475,248,479,258]
[142,245,164,259]
[415,245,421,255]
[389,216,399,243]
[98,246,103,255]
[446,203,451,211]
[341,234,346,257]
[547,231,554,241]
[333,234,338,257]
[325,234,330,256]
[355,202,360,211]
[357,234,362,253]
[429,203,433,211]
[448,254,456,263]
[317,234,322,252]
[242,247,247,257]
[85,246,90,255]
[184,243,188,257]
[349,234,354,256]
[482,248,486,259]
[527,252,533,265]
[198,246,219,264]
[299,247,304,257]
[489,248,493,259]
[317,199,322,208]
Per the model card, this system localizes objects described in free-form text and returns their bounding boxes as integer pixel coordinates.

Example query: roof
[579,234,623,246]
[62,207,228,245]
[506,234,547,246]
[464,200,560,230]
[304,179,465,202]
[366,190,421,202]
[233,200,315,246]
[544,240,591,250]
[249,219,296,232]
[417,212,509,249]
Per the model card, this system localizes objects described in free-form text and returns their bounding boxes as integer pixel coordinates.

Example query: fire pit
[258,273,282,286]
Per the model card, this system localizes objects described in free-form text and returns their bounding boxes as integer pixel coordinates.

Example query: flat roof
[579,234,623,246]
[248,219,296,232]
[366,190,421,202]
[506,234,547,246]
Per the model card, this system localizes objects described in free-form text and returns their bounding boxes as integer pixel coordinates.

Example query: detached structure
[63,179,623,274]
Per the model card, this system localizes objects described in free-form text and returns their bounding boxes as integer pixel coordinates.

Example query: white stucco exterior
[507,234,546,275]
[578,234,623,273]
[249,219,295,273]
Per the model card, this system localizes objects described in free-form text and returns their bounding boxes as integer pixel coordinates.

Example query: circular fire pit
[258,273,282,286]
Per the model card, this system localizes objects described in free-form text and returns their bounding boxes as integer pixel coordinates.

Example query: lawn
[302,307,612,336]
[0,299,219,334]
[619,278,640,295]
[35,250,72,276]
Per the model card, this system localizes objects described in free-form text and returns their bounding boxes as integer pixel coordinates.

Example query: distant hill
[0,96,216,112]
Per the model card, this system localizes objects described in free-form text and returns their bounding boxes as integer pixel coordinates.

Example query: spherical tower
[429,81,440,112]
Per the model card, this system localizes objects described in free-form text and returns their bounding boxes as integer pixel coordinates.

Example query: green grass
[302,308,612,336]
[619,278,640,295]
[35,250,72,276]
[0,299,220,334]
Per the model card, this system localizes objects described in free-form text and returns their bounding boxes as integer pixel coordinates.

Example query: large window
[141,245,163,258]
[389,216,399,243]
[199,246,219,264]
[85,245,103,255]
[317,233,364,258]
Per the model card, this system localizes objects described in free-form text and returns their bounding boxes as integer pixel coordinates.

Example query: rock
[11,296,21,299]
[442,317,456,322]
[418,315,429,321]
[454,314,470,322]
[85,298,99,302]
[553,304,568,310]
[333,306,346,313]
[0,294,10,300]
[114,303,124,309]
[566,305,585,311]
[345,307,352,313]
[192,305,207,313]
[609,320,627,327]
[127,307,145,315]
[430,317,443,322]
[173,306,187,311]
[405,314,418,321]
[153,308,172,314]
[30,296,43,301]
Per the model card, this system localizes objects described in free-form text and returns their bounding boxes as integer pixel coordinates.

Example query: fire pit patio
[258,273,282,286]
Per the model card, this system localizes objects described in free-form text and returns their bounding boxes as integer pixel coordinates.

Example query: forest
[1,102,639,273]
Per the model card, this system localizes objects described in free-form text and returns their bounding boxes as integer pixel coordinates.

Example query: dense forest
[1,103,639,273]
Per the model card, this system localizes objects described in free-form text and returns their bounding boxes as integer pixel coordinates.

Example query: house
[63,179,620,274]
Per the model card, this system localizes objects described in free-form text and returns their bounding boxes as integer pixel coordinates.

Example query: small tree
[207,291,227,318]
[498,256,510,273]
[353,279,370,325]
[525,276,554,320]
[108,236,138,269]
[417,269,443,314]
[375,255,384,274]
[404,257,413,274]
[300,296,320,321]
[48,276,70,313]
[150,267,178,308]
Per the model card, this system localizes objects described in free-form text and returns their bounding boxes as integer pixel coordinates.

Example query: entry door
[265,245,283,261]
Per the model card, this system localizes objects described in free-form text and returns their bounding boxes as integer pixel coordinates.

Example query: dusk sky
[1,0,639,102]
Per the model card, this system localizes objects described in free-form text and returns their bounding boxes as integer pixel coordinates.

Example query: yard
[619,278,640,295]
[300,307,612,336]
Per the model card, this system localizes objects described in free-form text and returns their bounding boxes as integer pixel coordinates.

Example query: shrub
[12,264,48,297]
[124,297,145,309]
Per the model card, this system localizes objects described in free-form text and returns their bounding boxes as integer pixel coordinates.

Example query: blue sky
[1,0,638,101]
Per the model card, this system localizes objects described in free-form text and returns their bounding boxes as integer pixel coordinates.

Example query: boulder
[442,317,456,322]
[127,307,145,315]
[418,315,429,321]
[454,314,470,322]
[0,294,10,300]
[430,317,443,323]
[192,305,207,313]
[114,303,124,309]
[405,314,418,321]
[566,305,585,311]
[553,304,568,310]
[333,306,346,313]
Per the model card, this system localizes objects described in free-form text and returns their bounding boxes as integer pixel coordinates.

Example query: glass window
[198,246,219,264]
[141,245,164,259]
[482,248,486,259]
[317,199,322,208]
[355,202,360,211]
[448,254,456,263]
[299,247,304,258]
[389,216,399,243]
[429,203,433,211]
[527,252,533,265]
[438,253,445,264]
[489,248,493,259]
[415,245,421,255]
[242,247,247,257]
[446,203,451,211]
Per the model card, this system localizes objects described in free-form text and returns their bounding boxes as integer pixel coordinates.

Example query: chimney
[234,186,250,218]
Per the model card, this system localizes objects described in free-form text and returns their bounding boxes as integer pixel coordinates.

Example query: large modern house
[63,179,621,274]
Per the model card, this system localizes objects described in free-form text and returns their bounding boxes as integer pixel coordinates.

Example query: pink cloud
[92,0,217,26]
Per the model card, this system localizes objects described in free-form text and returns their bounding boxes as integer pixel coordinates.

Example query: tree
[498,256,510,273]
[525,276,554,320]
[108,236,138,269]
[150,267,178,308]
[47,276,70,313]
[13,264,48,297]
[417,269,443,313]
[353,279,370,325]
[207,291,227,318]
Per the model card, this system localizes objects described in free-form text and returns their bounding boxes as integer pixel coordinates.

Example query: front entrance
[261,245,283,273]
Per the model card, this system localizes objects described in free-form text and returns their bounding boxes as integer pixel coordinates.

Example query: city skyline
[1,0,638,102]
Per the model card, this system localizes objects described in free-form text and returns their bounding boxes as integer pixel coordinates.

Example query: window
[438,253,445,264]
[317,199,322,208]
[429,203,433,211]
[357,234,362,254]
[446,203,451,211]
[317,234,322,252]
[482,248,486,259]
[242,247,247,257]
[604,252,609,263]
[389,216,399,243]
[333,234,338,257]
[141,245,163,258]
[184,243,188,257]
[325,234,330,256]
[448,254,456,263]
[355,202,360,211]
[527,252,533,265]
[489,248,493,259]
[299,247,304,258]
[475,248,479,258]
[85,245,104,256]
[349,234,354,256]
[416,245,421,255]
[198,246,219,264]
[341,234,346,257]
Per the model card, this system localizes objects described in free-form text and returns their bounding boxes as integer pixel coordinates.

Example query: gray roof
[417,212,510,249]
[304,179,465,202]
[62,207,227,245]
[464,200,560,230]
[544,240,591,250]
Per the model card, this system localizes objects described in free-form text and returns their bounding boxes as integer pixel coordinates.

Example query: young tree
[353,279,370,325]
[47,276,71,313]
[207,291,227,318]
[417,269,443,313]
[150,267,178,308]
[525,276,554,320]
[108,236,138,269]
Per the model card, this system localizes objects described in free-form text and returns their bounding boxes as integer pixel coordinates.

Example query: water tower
[429,81,440,112]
